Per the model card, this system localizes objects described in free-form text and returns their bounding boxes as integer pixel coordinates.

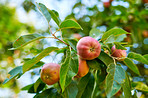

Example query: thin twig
[48,25,70,46]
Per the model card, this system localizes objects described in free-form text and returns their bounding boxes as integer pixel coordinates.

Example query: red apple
[142,30,148,38]
[76,36,101,60]
[111,45,127,61]
[40,63,60,85]
[73,33,82,40]
[76,58,89,78]
[143,0,148,3]
[103,2,110,8]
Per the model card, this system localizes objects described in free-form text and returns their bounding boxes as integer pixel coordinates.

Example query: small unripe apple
[111,45,127,61]
[103,2,110,8]
[75,58,89,78]
[40,63,60,85]
[76,36,101,60]
[73,33,82,40]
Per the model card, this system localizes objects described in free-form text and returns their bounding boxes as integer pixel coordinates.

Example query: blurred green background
[0,0,148,97]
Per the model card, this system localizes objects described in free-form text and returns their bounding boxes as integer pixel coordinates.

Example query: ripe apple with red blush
[40,63,60,85]
[111,45,127,61]
[76,36,101,60]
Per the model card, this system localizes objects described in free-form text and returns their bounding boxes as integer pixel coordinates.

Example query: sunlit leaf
[9,34,45,50]
[48,9,61,26]
[3,66,23,84]
[23,47,59,73]
[128,52,148,65]
[60,19,83,30]
[123,58,140,75]
[36,3,51,22]
[143,54,148,61]
[105,63,125,97]
[101,28,129,42]
[89,28,103,40]
[134,82,148,92]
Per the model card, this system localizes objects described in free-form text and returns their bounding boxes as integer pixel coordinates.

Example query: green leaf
[143,54,148,61]
[23,47,59,73]
[122,73,131,98]
[101,28,129,42]
[105,64,126,97]
[36,3,51,22]
[64,81,78,98]
[104,34,127,43]
[60,19,83,30]
[123,58,140,75]
[87,59,101,70]
[76,73,91,98]
[34,88,61,98]
[81,74,95,98]
[48,9,61,26]
[128,52,148,65]
[98,51,114,66]
[60,49,70,92]
[21,84,34,90]
[60,49,78,92]
[28,83,45,93]
[114,42,127,50]
[34,78,42,93]
[134,82,148,92]
[89,28,103,40]
[64,39,77,51]
[9,34,46,50]
[3,66,23,84]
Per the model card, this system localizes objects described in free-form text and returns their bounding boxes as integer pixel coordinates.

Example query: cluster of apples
[40,36,127,85]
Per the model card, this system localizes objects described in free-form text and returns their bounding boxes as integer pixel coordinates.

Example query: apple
[143,0,148,3]
[142,30,148,38]
[111,45,127,61]
[73,33,82,40]
[76,36,101,60]
[110,0,114,2]
[40,63,60,85]
[103,2,110,8]
[75,58,89,78]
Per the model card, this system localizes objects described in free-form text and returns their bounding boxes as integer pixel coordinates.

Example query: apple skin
[103,2,110,8]
[111,45,127,61]
[76,36,101,60]
[142,30,148,38]
[76,58,89,78]
[143,0,148,3]
[73,33,82,40]
[40,63,60,85]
